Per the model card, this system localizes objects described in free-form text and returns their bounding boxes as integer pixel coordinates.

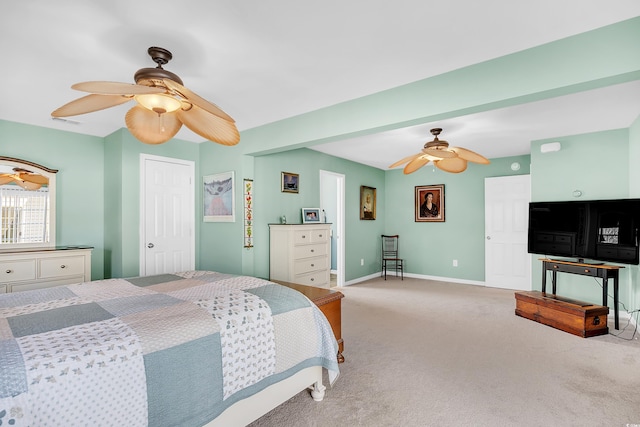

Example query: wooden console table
[540,258,623,329]
[273,280,344,363]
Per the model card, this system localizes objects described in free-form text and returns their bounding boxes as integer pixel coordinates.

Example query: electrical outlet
[360,258,364,266]
[453,259,458,267]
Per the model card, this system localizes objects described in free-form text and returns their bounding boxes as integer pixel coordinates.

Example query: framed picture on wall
[415,184,445,222]
[360,186,376,220]
[203,171,235,222]
[281,172,299,193]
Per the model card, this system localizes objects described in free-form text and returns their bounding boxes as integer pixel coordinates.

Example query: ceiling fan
[0,168,48,190]
[388,128,490,174]
[51,46,239,146]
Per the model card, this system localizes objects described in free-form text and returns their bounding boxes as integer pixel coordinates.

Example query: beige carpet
[248,277,640,427]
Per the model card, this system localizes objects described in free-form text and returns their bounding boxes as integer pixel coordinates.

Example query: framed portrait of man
[360,186,376,220]
[415,184,445,222]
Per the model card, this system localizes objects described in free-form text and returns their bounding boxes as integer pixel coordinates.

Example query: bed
[0,271,340,426]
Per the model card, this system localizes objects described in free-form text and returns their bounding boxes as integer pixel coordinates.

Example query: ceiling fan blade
[403,156,431,174]
[436,157,468,173]
[451,147,490,164]
[18,172,48,185]
[163,79,235,122]
[52,94,133,117]
[422,148,457,159]
[72,81,165,95]
[125,105,182,145]
[14,179,42,190]
[177,105,240,146]
[389,153,422,169]
[0,175,16,185]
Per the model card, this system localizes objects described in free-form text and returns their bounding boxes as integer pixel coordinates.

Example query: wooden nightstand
[273,280,344,363]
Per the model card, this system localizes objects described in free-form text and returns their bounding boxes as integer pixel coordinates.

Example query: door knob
[147,243,155,248]
[486,236,491,240]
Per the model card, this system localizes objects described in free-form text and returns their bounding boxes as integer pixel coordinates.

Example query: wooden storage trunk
[515,291,609,337]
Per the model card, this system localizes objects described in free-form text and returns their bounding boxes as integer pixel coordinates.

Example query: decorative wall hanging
[360,186,376,220]
[203,171,235,222]
[415,184,445,222]
[243,179,253,248]
[281,172,299,193]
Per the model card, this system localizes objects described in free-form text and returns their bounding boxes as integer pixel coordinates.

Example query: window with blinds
[0,185,50,244]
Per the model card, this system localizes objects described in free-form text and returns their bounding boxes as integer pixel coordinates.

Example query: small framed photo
[203,171,235,222]
[281,172,299,193]
[360,186,376,220]
[302,208,321,224]
[415,184,445,222]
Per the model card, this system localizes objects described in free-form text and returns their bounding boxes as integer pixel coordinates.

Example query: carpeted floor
[248,277,640,427]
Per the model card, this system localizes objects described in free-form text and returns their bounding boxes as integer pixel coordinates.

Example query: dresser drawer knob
[310,278,315,281]
[319,234,323,238]
[60,265,67,269]
[5,269,12,274]
[310,249,315,253]
[311,264,315,267]
[301,235,306,239]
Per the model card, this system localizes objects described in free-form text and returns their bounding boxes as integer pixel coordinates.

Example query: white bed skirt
[204,365,325,427]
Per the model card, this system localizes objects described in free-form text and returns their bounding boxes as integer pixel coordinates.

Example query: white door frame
[320,170,345,287]
[139,154,195,276]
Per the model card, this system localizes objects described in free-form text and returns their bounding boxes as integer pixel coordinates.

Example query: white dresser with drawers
[0,246,92,293]
[269,224,331,288]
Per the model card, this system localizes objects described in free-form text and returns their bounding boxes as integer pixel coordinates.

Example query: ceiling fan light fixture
[389,127,490,174]
[134,93,182,115]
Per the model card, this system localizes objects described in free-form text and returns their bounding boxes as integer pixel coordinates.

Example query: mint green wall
[0,120,106,279]
[1,18,638,312]
[197,142,248,275]
[105,130,200,278]
[529,128,635,308]
[385,156,530,281]
[531,129,629,201]
[253,149,386,281]
[239,18,640,158]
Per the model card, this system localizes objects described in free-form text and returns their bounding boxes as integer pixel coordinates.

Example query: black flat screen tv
[528,198,640,265]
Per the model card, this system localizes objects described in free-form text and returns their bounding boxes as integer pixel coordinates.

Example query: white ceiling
[2,1,639,169]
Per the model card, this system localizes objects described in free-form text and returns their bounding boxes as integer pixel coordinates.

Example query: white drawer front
[309,229,329,243]
[293,228,329,245]
[293,243,327,259]
[0,260,36,282]
[293,230,313,245]
[294,270,329,288]
[293,256,328,275]
[39,256,86,279]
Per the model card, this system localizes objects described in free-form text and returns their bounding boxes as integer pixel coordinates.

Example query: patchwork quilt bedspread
[0,271,339,427]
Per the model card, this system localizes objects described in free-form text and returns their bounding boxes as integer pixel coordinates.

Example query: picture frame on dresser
[302,208,321,224]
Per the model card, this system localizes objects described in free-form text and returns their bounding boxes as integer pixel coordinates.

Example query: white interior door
[140,154,195,276]
[484,174,531,290]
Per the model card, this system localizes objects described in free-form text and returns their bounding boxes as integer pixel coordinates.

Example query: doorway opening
[320,170,345,287]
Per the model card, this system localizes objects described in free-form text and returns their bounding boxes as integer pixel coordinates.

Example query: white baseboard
[343,272,485,287]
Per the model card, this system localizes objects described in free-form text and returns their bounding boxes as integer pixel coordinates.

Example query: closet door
[484,174,531,291]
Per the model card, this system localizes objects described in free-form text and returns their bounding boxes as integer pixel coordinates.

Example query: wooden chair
[381,235,404,280]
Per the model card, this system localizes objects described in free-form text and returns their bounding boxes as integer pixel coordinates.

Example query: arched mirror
[0,156,57,249]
